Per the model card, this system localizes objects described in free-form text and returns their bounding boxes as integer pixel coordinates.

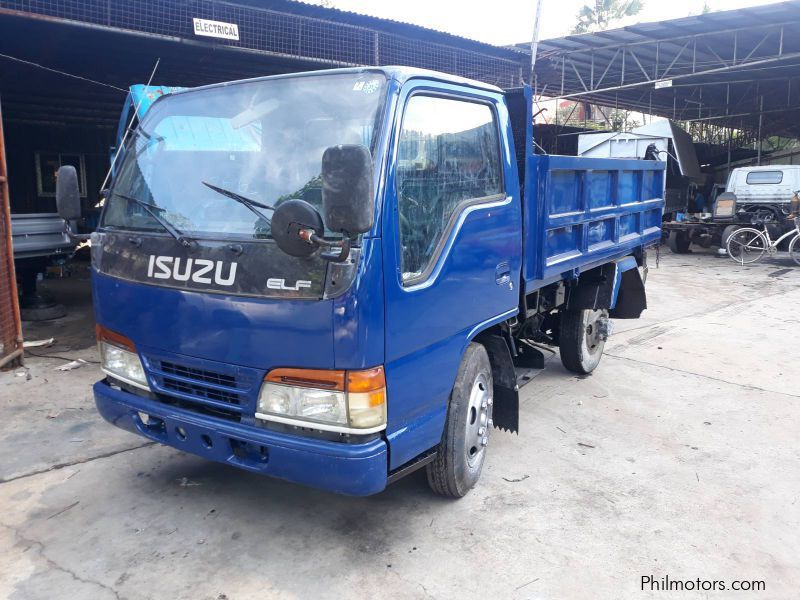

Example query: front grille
[144,355,256,422]
[160,361,239,398]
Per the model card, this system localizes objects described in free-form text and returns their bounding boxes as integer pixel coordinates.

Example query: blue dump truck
[55,67,664,497]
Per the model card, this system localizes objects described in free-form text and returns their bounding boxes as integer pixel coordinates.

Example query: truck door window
[396,95,503,284]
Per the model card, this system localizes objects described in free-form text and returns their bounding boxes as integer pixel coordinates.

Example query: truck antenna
[99,57,161,195]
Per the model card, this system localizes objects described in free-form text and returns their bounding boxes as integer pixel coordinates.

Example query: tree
[572,0,644,34]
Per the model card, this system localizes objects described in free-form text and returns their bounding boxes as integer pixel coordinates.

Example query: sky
[303,0,783,46]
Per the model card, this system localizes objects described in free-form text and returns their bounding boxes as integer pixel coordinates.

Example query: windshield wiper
[112,192,194,248]
[202,181,274,223]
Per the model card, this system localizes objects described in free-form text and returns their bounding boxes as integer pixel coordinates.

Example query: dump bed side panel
[523,154,664,292]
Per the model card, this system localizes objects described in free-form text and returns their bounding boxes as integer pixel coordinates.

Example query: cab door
[381,82,522,469]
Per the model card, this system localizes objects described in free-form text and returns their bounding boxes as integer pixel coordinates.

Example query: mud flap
[610,267,647,318]
[567,257,646,319]
[566,262,616,310]
[480,334,519,434]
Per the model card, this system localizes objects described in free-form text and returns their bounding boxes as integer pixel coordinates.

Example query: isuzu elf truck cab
[55,67,664,497]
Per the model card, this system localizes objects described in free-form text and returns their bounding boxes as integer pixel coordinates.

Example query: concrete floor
[1,250,798,599]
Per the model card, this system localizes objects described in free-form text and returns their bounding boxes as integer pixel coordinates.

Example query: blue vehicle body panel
[522,154,664,293]
[380,79,522,469]
[92,68,665,494]
[331,238,385,370]
[93,272,336,370]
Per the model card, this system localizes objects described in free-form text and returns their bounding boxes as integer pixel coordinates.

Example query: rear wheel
[559,309,609,375]
[427,343,493,498]
[667,230,691,254]
[726,227,767,264]
[789,233,800,266]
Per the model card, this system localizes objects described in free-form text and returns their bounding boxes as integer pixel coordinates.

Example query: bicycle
[726,213,800,265]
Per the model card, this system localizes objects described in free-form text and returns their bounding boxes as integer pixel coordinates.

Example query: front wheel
[726,228,767,264]
[559,309,609,375]
[789,233,800,266]
[427,343,493,498]
[667,230,691,254]
[720,225,740,252]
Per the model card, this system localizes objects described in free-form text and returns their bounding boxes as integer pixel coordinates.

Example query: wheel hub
[465,373,493,467]
[584,310,610,352]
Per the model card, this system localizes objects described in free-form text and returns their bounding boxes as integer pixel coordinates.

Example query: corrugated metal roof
[522,1,800,137]
[534,1,800,56]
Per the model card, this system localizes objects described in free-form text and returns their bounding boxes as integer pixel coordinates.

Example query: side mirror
[271,199,324,258]
[55,165,82,221]
[321,145,374,236]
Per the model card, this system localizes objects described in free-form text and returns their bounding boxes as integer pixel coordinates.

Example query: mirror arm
[318,236,350,263]
[298,228,351,263]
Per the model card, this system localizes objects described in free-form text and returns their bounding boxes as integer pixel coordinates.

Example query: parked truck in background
[664,165,800,254]
[58,67,664,496]
[715,165,800,248]
[10,212,76,319]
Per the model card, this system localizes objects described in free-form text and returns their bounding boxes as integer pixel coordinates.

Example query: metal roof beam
[537,25,797,98]
[627,50,652,81]
[550,50,800,99]
[538,20,796,58]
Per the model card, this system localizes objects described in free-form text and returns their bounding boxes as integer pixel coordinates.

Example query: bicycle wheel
[789,233,800,266]
[727,228,767,264]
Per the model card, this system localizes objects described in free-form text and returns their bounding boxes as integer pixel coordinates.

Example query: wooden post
[0,97,24,368]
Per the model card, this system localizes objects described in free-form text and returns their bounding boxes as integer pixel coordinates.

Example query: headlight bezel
[96,326,150,391]
[256,367,387,434]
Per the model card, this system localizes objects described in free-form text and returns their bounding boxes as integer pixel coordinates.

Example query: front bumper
[94,380,388,496]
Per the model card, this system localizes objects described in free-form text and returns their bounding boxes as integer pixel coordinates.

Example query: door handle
[495,261,511,285]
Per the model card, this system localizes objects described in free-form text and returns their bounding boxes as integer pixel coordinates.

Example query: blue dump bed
[506,86,665,297]
[522,155,664,293]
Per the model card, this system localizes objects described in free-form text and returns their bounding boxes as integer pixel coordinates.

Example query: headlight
[257,367,386,434]
[97,325,150,391]
[714,192,737,218]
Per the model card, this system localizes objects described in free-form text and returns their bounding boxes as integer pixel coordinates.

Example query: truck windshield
[103,72,387,239]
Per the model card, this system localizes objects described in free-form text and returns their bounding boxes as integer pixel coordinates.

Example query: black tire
[788,233,800,266]
[667,230,691,254]
[720,225,739,251]
[20,304,67,321]
[426,343,493,498]
[559,309,608,375]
